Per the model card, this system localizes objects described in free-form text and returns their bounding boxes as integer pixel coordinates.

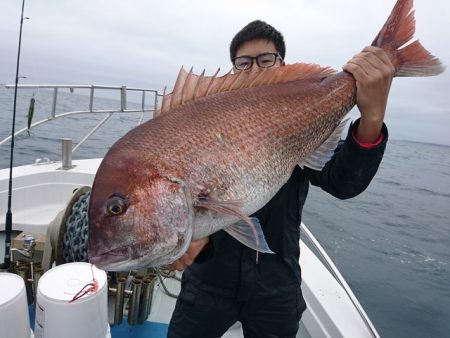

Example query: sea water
[1,86,449,337]
[303,139,450,337]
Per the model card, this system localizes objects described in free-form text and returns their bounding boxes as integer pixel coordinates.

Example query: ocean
[1,86,449,337]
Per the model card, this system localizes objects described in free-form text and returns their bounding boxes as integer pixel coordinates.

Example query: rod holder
[138,277,154,323]
[134,274,144,282]
[128,279,142,325]
[114,277,126,325]
[33,267,43,304]
[16,265,33,304]
[62,138,73,169]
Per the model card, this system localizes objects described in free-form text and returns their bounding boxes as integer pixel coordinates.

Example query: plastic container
[35,262,109,338]
[0,272,31,338]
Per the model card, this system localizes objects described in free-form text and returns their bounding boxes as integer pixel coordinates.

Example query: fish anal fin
[300,117,350,170]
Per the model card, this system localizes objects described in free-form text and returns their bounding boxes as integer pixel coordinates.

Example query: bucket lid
[38,262,106,302]
[0,273,25,307]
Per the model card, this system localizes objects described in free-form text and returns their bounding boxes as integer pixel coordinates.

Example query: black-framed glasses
[232,53,282,70]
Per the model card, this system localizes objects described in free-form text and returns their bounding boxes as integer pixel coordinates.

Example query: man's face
[233,39,283,73]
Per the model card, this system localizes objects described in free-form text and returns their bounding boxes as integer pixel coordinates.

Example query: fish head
[88,156,193,271]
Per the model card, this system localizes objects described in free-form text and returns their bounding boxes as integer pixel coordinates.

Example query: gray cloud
[1,0,449,145]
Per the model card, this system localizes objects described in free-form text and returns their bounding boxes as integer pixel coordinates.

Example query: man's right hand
[164,237,210,271]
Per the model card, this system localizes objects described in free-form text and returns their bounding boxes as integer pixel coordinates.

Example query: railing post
[51,88,58,118]
[121,86,127,111]
[141,90,145,111]
[153,92,158,113]
[89,86,94,112]
[62,138,72,169]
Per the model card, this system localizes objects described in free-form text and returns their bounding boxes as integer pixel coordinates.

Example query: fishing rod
[1,0,27,270]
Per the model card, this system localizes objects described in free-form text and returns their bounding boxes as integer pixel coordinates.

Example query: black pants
[167,280,306,338]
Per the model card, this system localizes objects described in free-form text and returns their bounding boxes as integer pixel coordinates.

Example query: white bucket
[35,262,109,338]
[0,272,31,338]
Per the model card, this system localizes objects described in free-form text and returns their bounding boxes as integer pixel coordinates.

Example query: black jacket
[183,119,388,301]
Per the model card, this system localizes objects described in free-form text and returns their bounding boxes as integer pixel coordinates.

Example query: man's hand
[343,46,395,143]
[164,237,210,271]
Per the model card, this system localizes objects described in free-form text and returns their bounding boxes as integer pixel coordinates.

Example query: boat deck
[20,266,311,338]
[1,159,378,338]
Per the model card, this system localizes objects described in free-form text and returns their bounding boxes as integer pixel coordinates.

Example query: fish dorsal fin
[158,63,336,114]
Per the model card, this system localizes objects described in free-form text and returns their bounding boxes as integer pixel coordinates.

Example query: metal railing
[0,84,162,153]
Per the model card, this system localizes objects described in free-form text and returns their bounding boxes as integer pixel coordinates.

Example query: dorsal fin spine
[216,69,233,94]
[265,69,278,86]
[193,69,206,100]
[170,66,186,109]
[205,68,221,96]
[181,66,194,105]
[226,70,245,91]
[157,86,168,116]
[248,68,267,88]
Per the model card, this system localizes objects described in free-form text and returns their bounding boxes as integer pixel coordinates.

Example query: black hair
[229,20,286,61]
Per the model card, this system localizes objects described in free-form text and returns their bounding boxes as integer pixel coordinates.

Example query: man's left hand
[343,46,395,143]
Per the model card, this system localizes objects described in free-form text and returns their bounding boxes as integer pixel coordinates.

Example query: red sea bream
[88,0,444,271]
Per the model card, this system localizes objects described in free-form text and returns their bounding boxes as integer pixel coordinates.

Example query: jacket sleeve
[304,118,388,200]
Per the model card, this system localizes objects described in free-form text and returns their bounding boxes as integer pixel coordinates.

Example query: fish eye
[107,197,127,216]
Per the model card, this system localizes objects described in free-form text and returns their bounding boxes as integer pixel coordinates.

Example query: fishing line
[1,0,27,270]
[24,7,40,137]
[67,264,98,303]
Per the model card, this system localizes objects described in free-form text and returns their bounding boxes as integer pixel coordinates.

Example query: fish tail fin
[372,0,444,77]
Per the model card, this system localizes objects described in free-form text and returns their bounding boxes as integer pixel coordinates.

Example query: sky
[0,0,449,145]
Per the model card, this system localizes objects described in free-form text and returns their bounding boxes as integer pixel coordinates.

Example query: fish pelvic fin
[159,63,336,114]
[373,0,444,77]
[224,218,274,256]
[195,195,274,261]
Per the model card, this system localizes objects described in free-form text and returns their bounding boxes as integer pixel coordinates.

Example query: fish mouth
[88,234,192,271]
[89,245,137,270]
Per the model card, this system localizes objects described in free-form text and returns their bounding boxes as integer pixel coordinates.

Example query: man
[167,20,392,338]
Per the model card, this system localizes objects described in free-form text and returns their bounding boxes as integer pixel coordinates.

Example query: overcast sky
[0,0,449,145]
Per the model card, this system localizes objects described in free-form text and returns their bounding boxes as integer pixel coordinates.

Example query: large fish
[88,0,444,271]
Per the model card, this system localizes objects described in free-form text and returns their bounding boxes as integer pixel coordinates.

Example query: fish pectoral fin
[224,218,274,254]
[195,195,274,257]
[195,194,246,217]
[300,116,350,171]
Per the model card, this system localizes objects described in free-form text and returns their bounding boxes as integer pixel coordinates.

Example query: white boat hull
[0,159,378,337]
